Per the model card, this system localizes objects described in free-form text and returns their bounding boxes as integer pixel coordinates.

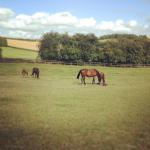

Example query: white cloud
[47,12,78,26]
[0,7,149,38]
[129,20,137,27]
[0,7,15,21]
[8,30,33,38]
[96,21,114,30]
[96,20,130,32]
[77,18,96,27]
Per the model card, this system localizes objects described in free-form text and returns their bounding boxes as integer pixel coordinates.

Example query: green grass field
[0,63,150,150]
[1,47,38,60]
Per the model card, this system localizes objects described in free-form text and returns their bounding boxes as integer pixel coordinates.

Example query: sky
[0,0,150,39]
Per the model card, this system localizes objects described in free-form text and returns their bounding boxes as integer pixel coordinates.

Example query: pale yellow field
[6,38,40,51]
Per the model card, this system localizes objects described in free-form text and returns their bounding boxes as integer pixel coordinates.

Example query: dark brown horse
[31,67,40,78]
[77,69,106,85]
[21,69,28,77]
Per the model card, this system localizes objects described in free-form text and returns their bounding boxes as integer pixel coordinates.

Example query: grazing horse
[31,67,40,78]
[77,69,106,85]
[21,69,28,77]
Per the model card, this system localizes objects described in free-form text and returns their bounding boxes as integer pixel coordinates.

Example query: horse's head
[96,71,101,84]
[97,72,106,86]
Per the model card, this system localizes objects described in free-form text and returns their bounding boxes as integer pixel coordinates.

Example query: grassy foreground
[0,63,150,150]
[1,47,38,60]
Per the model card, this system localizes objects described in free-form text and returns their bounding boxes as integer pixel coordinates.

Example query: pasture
[0,63,150,150]
[1,47,38,60]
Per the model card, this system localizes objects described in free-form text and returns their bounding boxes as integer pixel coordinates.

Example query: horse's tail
[77,70,82,79]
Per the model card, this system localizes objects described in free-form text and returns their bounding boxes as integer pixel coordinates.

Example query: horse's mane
[94,69,100,76]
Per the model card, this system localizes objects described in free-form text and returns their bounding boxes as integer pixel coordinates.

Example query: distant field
[99,38,118,43]
[0,63,150,150]
[1,47,38,60]
[6,38,40,51]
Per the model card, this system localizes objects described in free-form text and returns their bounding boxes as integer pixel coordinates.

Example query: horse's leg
[31,72,34,77]
[81,75,84,84]
[102,74,105,86]
[81,77,83,84]
[37,72,39,78]
[92,77,95,84]
[83,77,86,85]
[98,76,101,85]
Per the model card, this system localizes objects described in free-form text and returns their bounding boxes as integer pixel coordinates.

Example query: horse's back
[81,68,98,77]
[32,67,40,73]
[32,67,39,71]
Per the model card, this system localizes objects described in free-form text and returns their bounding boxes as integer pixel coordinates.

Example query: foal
[21,69,28,77]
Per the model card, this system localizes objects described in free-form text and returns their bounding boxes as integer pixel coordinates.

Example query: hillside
[1,47,38,60]
[6,38,40,51]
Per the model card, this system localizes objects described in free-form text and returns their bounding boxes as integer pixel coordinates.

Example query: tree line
[0,33,150,64]
[39,32,150,64]
[0,37,8,58]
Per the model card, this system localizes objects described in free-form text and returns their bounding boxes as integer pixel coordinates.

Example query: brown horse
[21,69,28,77]
[31,67,40,78]
[77,69,106,85]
